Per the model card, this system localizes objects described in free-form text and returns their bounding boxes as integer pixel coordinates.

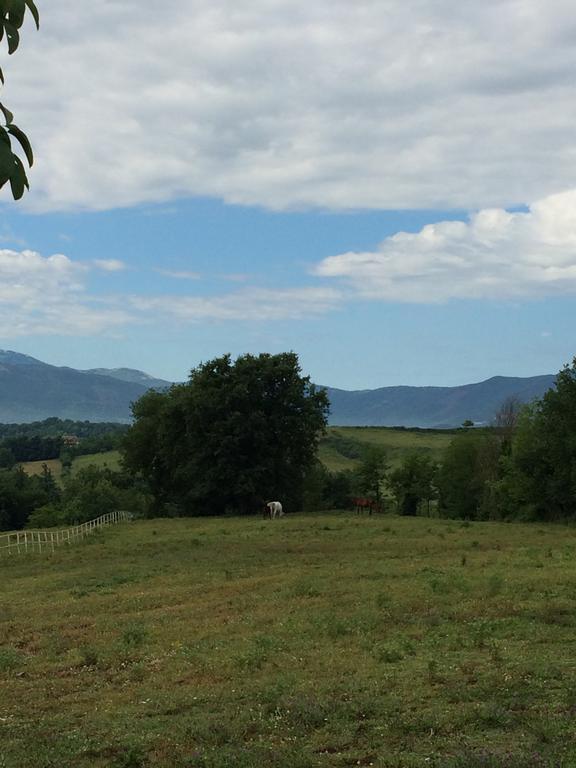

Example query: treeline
[438,359,576,521]
[309,357,576,523]
[0,465,148,532]
[0,420,129,469]
[0,417,129,440]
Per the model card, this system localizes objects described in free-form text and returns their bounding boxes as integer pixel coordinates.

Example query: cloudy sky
[0,0,574,388]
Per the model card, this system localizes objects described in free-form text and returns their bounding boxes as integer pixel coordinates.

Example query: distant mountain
[0,350,559,426]
[85,367,172,391]
[323,374,557,428]
[0,351,167,423]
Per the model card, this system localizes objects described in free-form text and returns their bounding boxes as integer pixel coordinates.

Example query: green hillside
[318,426,456,472]
[21,450,122,482]
[1,514,576,766]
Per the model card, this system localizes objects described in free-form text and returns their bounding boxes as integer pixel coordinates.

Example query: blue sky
[0,1,575,388]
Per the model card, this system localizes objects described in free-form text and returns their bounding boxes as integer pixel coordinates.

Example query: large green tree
[497,359,576,520]
[123,352,329,516]
[0,0,39,199]
[388,453,437,516]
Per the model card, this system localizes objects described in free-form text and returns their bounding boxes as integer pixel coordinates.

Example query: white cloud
[94,259,126,272]
[0,248,340,336]
[155,269,202,280]
[0,249,132,335]
[130,287,341,322]
[314,189,576,301]
[5,0,576,212]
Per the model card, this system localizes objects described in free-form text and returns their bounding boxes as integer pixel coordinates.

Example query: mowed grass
[20,450,122,482]
[319,427,455,472]
[2,514,576,768]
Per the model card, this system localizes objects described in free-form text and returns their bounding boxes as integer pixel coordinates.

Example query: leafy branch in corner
[0,0,39,200]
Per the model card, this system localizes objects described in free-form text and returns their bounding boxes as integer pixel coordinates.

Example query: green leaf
[0,126,11,146]
[0,140,15,187]
[24,0,38,29]
[0,102,14,124]
[8,0,26,30]
[4,21,19,54]
[7,123,32,166]
[9,154,28,199]
[0,67,5,85]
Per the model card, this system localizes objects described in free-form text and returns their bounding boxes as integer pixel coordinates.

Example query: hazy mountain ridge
[322,374,556,427]
[0,351,557,426]
[85,367,172,391]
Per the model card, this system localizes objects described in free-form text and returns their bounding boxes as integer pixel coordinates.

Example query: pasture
[20,450,122,482]
[318,427,455,472]
[1,513,576,767]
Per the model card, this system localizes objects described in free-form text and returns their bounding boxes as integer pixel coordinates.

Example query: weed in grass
[530,714,564,745]
[488,641,504,664]
[121,622,149,649]
[288,579,322,598]
[478,702,514,728]
[470,540,480,549]
[111,745,147,768]
[78,645,99,667]
[461,554,467,566]
[539,603,574,626]
[487,573,504,597]
[0,646,23,671]
[446,748,546,767]
[375,591,392,609]
[374,643,404,664]
[427,658,443,684]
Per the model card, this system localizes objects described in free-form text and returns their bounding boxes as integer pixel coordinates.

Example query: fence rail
[0,510,131,557]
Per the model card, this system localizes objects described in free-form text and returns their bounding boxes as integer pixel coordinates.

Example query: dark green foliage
[437,433,482,519]
[0,0,39,199]
[1,434,62,462]
[353,446,388,504]
[123,352,329,516]
[0,464,58,530]
[388,453,438,516]
[436,356,576,522]
[302,462,354,511]
[27,465,150,528]
[0,418,129,441]
[497,359,576,520]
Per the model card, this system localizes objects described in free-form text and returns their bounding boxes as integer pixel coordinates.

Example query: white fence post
[0,509,131,559]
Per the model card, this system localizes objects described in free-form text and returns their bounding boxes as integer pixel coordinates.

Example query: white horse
[266,500,284,519]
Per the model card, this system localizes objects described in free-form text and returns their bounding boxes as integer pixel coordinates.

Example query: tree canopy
[123,352,329,516]
[0,0,39,199]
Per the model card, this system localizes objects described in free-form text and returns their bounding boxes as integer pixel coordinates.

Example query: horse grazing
[352,497,377,515]
[266,500,284,519]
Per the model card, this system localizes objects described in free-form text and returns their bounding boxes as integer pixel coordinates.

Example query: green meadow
[2,513,576,767]
[318,427,455,472]
[21,450,123,482]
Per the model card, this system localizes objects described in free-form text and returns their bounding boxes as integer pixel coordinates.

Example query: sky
[0,0,575,389]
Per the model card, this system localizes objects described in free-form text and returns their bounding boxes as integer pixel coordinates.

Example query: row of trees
[0,464,149,531]
[438,360,576,521]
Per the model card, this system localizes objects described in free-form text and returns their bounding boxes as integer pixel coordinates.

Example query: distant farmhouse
[61,434,80,448]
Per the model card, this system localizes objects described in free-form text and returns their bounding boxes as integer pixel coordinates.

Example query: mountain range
[0,350,557,427]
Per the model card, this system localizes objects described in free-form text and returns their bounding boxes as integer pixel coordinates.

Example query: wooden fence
[0,510,131,557]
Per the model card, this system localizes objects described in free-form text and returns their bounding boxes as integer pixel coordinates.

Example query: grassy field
[318,427,455,472]
[20,450,122,482]
[2,513,576,767]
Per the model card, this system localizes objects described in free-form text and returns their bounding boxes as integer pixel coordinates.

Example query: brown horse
[352,497,378,515]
